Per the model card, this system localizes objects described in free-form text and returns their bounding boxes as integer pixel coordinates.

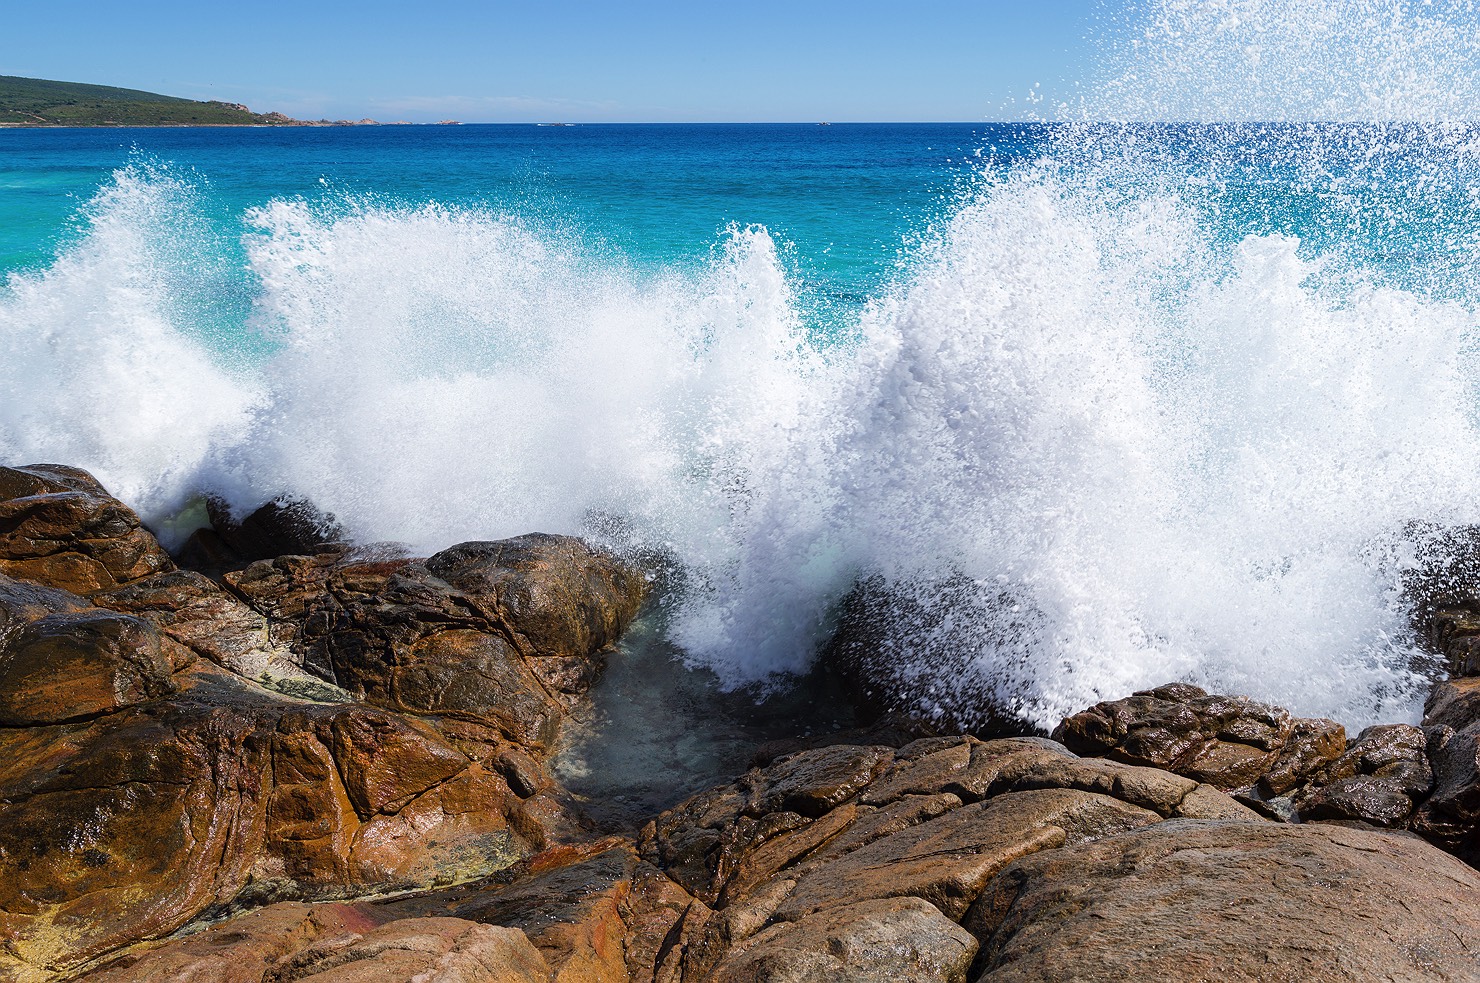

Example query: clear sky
[0,0,1101,122]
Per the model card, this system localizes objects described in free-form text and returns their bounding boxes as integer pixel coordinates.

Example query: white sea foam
[4,3,1480,729]
[0,168,260,514]
[3,158,1476,728]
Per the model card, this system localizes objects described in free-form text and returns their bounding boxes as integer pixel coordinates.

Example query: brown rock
[223,536,648,753]
[424,535,649,697]
[1412,677,1480,862]
[0,464,174,594]
[375,842,701,983]
[224,552,343,653]
[747,743,892,818]
[0,666,566,979]
[91,569,341,700]
[1292,723,1431,828]
[967,819,1480,982]
[0,574,174,726]
[83,901,550,983]
[773,788,1160,923]
[638,735,1219,978]
[638,745,894,906]
[708,897,978,983]
[1053,684,1345,792]
[1424,675,1480,733]
[0,681,275,979]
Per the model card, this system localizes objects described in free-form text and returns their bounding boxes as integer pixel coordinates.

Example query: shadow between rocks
[552,611,861,831]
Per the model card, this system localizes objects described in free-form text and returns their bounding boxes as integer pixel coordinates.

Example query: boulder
[1292,723,1432,828]
[1053,684,1443,829]
[823,575,1042,735]
[207,494,346,564]
[1411,676,1480,863]
[0,465,174,594]
[82,902,550,983]
[424,536,650,701]
[223,535,648,752]
[638,736,1255,979]
[0,574,175,725]
[708,897,978,983]
[1053,683,1346,793]
[0,663,579,981]
[967,819,1480,982]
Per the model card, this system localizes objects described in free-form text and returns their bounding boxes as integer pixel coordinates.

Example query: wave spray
[5,1,1480,729]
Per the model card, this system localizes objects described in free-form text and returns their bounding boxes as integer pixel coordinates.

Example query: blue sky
[0,0,1103,122]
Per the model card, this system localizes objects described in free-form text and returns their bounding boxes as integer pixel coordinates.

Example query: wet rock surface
[824,575,1042,736]
[5,465,1480,981]
[0,575,175,725]
[1053,682,1440,828]
[1413,676,1480,864]
[0,466,651,982]
[206,494,347,566]
[221,533,648,750]
[0,658,586,979]
[1054,683,1345,791]
[0,466,174,594]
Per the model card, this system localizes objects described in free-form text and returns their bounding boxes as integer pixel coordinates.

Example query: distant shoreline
[0,121,455,129]
[0,74,462,128]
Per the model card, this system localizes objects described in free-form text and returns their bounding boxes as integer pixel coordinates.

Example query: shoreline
[0,121,452,129]
[0,463,1478,981]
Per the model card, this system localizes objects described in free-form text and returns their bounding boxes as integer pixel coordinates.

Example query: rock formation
[4,463,1480,982]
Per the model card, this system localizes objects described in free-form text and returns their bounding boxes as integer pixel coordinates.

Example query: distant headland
[0,75,456,127]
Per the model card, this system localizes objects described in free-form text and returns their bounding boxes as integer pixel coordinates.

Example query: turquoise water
[0,124,993,342]
[4,119,1480,731]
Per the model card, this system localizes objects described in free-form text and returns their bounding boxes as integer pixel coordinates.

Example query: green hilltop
[0,75,293,126]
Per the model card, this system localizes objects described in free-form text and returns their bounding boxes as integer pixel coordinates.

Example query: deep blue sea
[4,121,1480,731]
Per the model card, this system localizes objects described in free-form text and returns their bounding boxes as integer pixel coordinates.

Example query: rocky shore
[1,463,1478,981]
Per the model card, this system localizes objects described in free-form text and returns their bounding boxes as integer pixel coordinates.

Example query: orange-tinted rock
[708,897,978,983]
[223,536,648,754]
[0,465,174,594]
[0,687,275,979]
[0,573,175,726]
[425,535,650,705]
[83,901,550,983]
[373,841,700,983]
[967,820,1480,982]
[90,569,345,700]
[223,552,343,653]
[0,665,571,980]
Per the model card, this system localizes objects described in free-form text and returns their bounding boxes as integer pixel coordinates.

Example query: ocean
[4,118,1480,735]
